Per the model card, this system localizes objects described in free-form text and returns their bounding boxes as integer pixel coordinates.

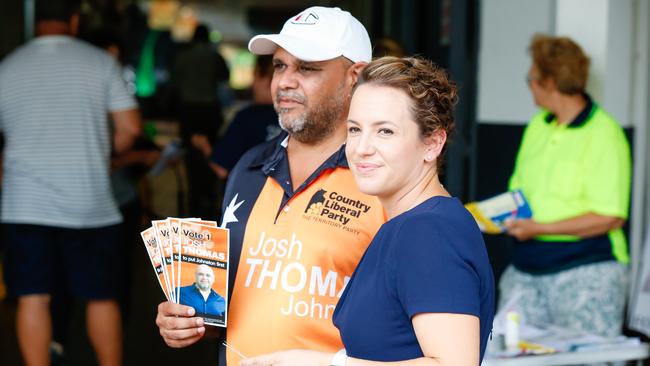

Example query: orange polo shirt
[221,134,385,364]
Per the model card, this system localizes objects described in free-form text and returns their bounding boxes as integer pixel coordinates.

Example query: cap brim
[248,34,342,62]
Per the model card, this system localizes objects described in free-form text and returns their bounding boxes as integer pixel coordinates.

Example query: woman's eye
[348,126,361,134]
[378,128,394,136]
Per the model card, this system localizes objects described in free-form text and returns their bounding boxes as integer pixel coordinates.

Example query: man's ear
[346,61,366,89]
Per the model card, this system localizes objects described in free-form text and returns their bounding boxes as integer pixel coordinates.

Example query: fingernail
[197,326,205,334]
[187,307,195,316]
[196,318,204,326]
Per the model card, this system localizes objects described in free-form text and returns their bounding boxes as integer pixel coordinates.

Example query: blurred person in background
[85,27,123,60]
[501,34,631,338]
[86,26,161,315]
[191,55,281,180]
[372,37,406,58]
[171,24,229,220]
[0,0,140,365]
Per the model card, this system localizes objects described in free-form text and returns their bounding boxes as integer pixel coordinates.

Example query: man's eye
[299,65,317,72]
[273,63,286,71]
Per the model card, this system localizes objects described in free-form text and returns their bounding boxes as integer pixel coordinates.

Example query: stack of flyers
[140,217,229,327]
[464,189,533,234]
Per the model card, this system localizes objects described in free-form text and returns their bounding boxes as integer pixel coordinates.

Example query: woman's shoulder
[589,107,627,135]
[388,197,483,247]
[531,109,552,123]
[399,196,475,224]
[384,197,491,283]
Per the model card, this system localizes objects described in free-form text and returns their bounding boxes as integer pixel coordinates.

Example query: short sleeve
[583,125,631,218]
[106,58,137,112]
[394,216,481,318]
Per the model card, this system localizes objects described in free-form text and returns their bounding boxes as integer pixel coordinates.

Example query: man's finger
[158,301,195,317]
[157,313,204,331]
[161,325,205,341]
[164,330,205,348]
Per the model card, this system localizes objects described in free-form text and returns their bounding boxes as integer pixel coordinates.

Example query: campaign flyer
[140,227,171,300]
[152,219,176,303]
[465,189,533,234]
[169,218,217,303]
[176,220,229,327]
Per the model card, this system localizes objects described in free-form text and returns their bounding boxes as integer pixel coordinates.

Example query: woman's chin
[355,182,383,197]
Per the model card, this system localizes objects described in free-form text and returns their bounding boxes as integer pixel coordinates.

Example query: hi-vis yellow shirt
[222,135,385,365]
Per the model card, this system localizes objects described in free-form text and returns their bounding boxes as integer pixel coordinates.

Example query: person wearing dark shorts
[0,1,140,365]
[4,224,123,300]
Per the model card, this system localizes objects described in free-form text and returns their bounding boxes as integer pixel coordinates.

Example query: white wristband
[329,349,347,366]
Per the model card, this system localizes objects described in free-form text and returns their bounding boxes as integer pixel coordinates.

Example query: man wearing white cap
[155,6,386,365]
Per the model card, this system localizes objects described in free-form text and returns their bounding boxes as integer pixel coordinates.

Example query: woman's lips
[354,162,380,173]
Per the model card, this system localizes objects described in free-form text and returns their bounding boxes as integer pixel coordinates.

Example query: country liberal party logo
[290,11,319,25]
[304,189,371,226]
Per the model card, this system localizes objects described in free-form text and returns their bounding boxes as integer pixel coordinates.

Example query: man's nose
[275,69,299,90]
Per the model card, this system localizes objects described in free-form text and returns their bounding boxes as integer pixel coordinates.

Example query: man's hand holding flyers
[141,217,230,331]
[155,301,206,348]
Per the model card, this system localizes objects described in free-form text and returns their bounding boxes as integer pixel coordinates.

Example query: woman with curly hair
[240,56,495,366]
[501,34,631,338]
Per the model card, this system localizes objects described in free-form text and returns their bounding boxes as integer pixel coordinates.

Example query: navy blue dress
[333,196,495,362]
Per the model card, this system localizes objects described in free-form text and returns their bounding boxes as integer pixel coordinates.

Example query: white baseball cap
[248,6,371,63]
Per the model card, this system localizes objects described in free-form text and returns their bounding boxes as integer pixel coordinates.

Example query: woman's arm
[505,212,625,241]
[349,313,479,366]
[239,313,480,366]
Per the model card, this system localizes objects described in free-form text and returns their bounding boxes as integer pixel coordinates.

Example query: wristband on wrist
[329,349,347,366]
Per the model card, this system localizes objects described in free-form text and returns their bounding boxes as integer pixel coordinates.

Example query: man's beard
[275,85,346,145]
[196,282,211,291]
